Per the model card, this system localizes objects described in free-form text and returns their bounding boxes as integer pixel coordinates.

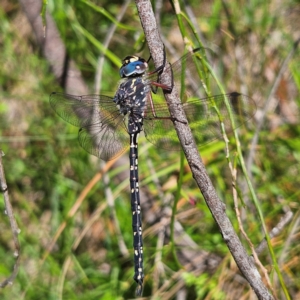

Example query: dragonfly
[49,48,256,296]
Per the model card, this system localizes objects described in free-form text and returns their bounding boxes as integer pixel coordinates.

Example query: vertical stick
[135,1,274,299]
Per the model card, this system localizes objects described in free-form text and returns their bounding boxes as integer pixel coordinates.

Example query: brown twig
[19,0,88,95]
[0,150,21,288]
[255,211,293,256]
[135,0,274,299]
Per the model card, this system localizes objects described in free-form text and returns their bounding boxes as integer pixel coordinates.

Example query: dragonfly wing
[78,116,128,161]
[49,92,129,160]
[143,95,180,149]
[143,117,179,150]
[49,93,118,127]
[143,92,256,149]
[184,92,257,146]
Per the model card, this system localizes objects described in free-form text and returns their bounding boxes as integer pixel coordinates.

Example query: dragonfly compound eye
[120,56,148,78]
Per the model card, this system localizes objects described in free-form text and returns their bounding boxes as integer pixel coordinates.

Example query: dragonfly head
[119,55,148,78]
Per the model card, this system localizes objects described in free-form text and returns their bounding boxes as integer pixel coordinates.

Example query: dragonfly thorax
[113,76,150,134]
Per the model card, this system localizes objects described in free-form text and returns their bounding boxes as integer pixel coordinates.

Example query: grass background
[0,0,299,299]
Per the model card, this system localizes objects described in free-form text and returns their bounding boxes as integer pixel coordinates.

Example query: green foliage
[182,272,226,300]
[0,0,299,299]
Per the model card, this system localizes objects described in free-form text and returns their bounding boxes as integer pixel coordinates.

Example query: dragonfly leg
[145,93,187,124]
[147,43,167,74]
[148,45,174,93]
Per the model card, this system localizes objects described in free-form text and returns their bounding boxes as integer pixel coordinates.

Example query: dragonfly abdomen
[129,132,144,294]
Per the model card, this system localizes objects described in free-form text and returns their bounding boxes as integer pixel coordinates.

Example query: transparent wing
[142,48,256,148]
[143,92,256,149]
[49,92,128,160]
[50,93,119,127]
[78,121,128,161]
